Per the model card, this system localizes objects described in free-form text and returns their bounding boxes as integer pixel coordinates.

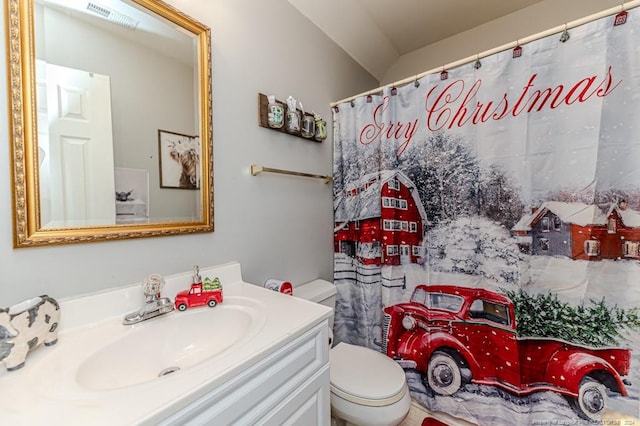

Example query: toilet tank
[294,279,336,308]
[294,279,336,329]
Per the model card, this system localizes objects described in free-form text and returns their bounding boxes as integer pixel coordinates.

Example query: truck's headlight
[402,315,416,330]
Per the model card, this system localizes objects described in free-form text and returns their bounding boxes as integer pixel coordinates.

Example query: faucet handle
[142,273,165,298]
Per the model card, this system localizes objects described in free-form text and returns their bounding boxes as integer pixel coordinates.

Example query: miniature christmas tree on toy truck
[174,266,223,311]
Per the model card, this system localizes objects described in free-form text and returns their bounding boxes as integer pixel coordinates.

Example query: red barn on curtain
[334,170,427,266]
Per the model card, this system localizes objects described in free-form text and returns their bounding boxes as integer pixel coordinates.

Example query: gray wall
[0,0,377,306]
[381,0,624,84]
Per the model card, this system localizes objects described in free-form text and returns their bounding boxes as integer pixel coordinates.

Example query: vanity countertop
[0,262,332,425]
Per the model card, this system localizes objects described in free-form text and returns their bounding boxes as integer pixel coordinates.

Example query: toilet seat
[330,342,408,407]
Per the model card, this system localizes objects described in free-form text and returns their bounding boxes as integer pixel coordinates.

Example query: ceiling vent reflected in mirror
[86,2,139,30]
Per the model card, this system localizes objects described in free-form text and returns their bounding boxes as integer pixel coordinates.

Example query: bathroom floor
[399,403,476,426]
[328,403,472,425]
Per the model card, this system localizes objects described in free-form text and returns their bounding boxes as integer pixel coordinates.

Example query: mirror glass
[7,0,213,247]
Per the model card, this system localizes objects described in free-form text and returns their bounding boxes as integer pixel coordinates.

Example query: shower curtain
[333,8,640,425]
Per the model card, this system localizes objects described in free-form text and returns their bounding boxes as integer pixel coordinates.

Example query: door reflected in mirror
[7,0,212,247]
[37,61,117,227]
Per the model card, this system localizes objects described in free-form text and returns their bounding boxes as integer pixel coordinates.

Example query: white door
[400,244,410,264]
[46,63,115,226]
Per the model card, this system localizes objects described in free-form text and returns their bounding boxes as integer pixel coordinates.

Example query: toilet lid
[330,342,407,407]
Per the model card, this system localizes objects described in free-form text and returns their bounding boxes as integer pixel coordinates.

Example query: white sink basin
[76,303,259,390]
[24,294,267,401]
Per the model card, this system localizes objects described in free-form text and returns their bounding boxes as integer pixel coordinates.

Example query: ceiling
[354,0,545,55]
[289,0,544,80]
[42,0,196,65]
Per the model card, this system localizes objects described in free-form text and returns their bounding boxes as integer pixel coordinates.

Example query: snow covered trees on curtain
[477,165,524,229]
[426,216,522,285]
[401,132,523,229]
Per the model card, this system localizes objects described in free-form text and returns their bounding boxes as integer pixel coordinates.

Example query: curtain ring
[440,66,448,80]
[473,55,482,70]
[513,40,523,58]
[614,4,628,26]
[560,24,570,42]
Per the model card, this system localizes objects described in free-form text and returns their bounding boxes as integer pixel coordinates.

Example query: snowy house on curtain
[334,170,426,265]
[511,200,640,260]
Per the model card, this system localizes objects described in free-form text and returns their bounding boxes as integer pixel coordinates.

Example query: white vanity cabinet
[156,321,331,426]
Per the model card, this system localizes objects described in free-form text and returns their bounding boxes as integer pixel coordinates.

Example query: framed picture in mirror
[158,130,200,190]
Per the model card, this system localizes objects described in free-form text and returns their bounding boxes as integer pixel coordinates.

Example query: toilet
[295,280,411,426]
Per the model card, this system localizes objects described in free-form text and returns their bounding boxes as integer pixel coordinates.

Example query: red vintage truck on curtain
[382,285,632,421]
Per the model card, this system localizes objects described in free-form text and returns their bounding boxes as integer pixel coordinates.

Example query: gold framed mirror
[6,0,213,247]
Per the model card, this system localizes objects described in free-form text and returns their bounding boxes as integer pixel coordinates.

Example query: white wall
[0,0,377,306]
[381,0,624,84]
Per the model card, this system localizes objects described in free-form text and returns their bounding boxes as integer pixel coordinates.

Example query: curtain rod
[331,0,640,107]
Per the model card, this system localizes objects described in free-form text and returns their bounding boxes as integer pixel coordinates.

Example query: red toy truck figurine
[174,266,223,311]
[382,285,632,421]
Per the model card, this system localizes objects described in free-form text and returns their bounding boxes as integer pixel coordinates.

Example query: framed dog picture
[158,129,200,189]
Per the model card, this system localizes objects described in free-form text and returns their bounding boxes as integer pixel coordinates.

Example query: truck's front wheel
[427,351,462,396]
[570,377,607,421]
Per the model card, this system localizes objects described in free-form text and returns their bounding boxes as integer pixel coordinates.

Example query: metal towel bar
[250,164,332,184]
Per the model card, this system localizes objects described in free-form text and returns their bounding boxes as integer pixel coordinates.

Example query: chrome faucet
[123,274,174,325]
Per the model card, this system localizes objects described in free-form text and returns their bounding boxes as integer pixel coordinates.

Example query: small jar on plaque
[285,96,301,134]
[314,114,327,142]
[266,95,284,129]
[301,114,315,138]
